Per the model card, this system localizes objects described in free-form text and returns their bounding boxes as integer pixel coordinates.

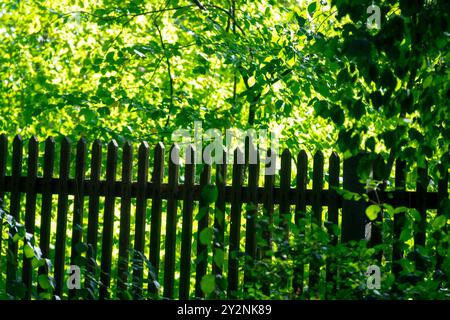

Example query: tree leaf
[38,275,51,290]
[200,274,215,295]
[24,244,35,259]
[432,215,447,231]
[308,2,317,15]
[366,205,381,221]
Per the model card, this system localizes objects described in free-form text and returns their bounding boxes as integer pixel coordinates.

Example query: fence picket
[195,163,212,298]
[6,135,23,295]
[54,137,71,298]
[415,164,428,271]
[293,150,307,296]
[279,149,292,241]
[163,144,180,299]
[69,137,86,299]
[308,150,324,296]
[0,135,446,300]
[148,142,164,295]
[85,140,102,296]
[22,136,39,300]
[0,134,6,283]
[179,145,195,299]
[392,160,406,277]
[436,152,449,271]
[117,142,133,298]
[244,151,259,289]
[99,140,118,299]
[325,151,339,296]
[132,141,149,298]
[261,148,275,295]
[227,148,244,298]
[212,151,227,287]
[38,137,55,295]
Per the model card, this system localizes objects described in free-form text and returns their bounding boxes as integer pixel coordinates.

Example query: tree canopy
[0,0,448,177]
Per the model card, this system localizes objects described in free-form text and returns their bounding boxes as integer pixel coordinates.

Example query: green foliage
[0,0,448,301]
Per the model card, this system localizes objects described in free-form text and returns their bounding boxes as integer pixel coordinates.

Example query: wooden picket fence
[0,134,448,300]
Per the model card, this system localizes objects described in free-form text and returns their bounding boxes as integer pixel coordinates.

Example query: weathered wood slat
[178,145,195,299]
[244,151,259,289]
[148,142,164,295]
[293,150,307,296]
[392,160,406,277]
[341,154,367,242]
[0,134,7,284]
[69,137,86,299]
[308,150,324,296]
[0,134,7,200]
[227,148,244,298]
[22,136,39,300]
[99,140,118,300]
[132,141,149,298]
[436,152,449,271]
[6,135,23,295]
[54,137,71,298]
[261,148,275,296]
[163,144,180,299]
[325,151,339,296]
[117,142,133,299]
[85,140,102,296]
[38,137,55,295]
[279,149,292,241]
[212,151,227,285]
[415,164,428,272]
[0,176,442,209]
[195,163,211,298]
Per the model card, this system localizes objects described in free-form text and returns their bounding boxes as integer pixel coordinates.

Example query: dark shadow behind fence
[0,134,448,299]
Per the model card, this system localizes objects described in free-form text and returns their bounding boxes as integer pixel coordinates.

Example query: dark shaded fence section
[0,134,448,299]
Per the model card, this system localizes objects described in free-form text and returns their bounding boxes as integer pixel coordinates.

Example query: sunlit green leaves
[200,274,215,295]
[366,205,381,221]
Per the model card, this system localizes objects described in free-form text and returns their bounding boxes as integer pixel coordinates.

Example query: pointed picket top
[13,134,23,147]
[297,150,308,173]
[92,138,102,148]
[28,136,39,154]
[43,137,55,174]
[139,140,149,155]
[27,136,39,169]
[0,133,7,143]
[123,140,132,152]
[61,136,71,150]
[330,151,339,162]
[29,135,38,144]
[45,136,55,145]
[60,137,71,167]
[314,150,324,163]
[12,135,23,172]
[281,148,291,158]
[77,137,87,152]
[281,149,292,169]
[153,141,166,152]
[122,140,133,164]
[108,139,118,150]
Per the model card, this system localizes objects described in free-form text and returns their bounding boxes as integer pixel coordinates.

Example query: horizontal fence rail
[0,177,442,207]
[0,134,448,300]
